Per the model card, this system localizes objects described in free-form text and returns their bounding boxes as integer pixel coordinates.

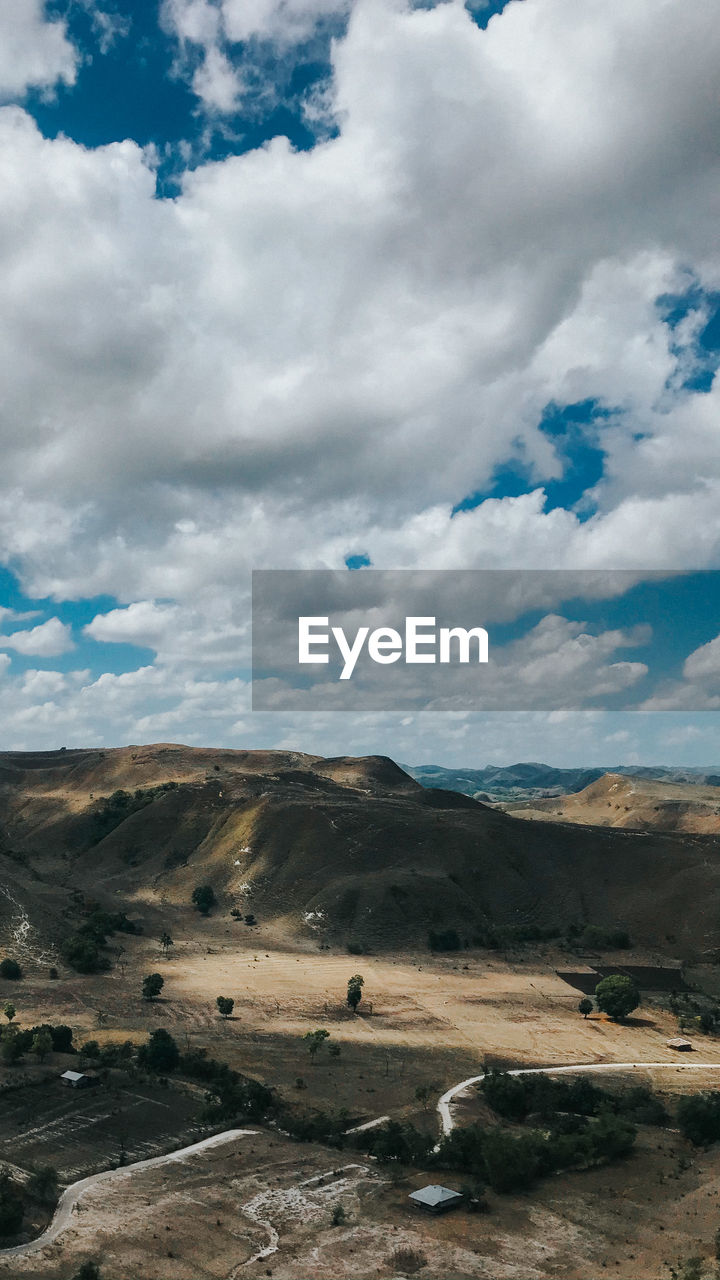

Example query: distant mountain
[504,771,720,834]
[404,762,720,801]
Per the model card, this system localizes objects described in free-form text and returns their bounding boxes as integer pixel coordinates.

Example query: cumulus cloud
[0,0,77,100]
[1,0,720,749]
[0,617,74,657]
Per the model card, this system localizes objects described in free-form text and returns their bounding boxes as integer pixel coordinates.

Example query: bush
[0,959,21,981]
[61,935,109,974]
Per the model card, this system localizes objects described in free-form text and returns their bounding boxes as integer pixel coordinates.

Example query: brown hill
[1,746,720,959]
[504,771,720,834]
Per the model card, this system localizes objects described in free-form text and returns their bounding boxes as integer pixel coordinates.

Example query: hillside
[504,772,720,834]
[1,745,720,960]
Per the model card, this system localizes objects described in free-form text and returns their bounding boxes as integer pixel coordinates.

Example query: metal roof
[409,1184,463,1206]
[60,1070,87,1081]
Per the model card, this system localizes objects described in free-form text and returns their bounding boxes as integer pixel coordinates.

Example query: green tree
[594,974,639,1021]
[3,1002,15,1023]
[347,974,364,1012]
[192,885,216,915]
[216,996,234,1019]
[142,973,164,1001]
[160,932,174,956]
[137,1028,179,1074]
[304,1029,330,1060]
[0,959,21,980]
[31,1029,53,1062]
[578,997,593,1019]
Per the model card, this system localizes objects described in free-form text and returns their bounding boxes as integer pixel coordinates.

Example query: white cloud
[0,0,77,100]
[0,617,74,657]
[0,0,720,751]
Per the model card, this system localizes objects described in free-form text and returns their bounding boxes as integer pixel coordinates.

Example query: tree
[304,1029,330,1060]
[594,974,639,1021]
[0,959,21,980]
[578,997,593,1019]
[347,974,364,1012]
[192,885,216,916]
[142,973,164,1001]
[137,1028,179,1074]
[0,1030,23,1066]
[32,1029,53,1062]
[3,1003,15,1023]
[216,996,234,1020]
[160,932,174,957]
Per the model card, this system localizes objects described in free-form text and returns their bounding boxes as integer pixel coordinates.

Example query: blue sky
[0,0,719,762]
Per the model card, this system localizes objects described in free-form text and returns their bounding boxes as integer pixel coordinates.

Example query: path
[0,1128,256,1259]
[438,1060,720,1135]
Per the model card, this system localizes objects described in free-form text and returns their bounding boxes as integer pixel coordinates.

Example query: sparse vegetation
[387,1246,427,1274]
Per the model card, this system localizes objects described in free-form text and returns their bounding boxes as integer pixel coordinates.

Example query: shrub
[0,959,21,981]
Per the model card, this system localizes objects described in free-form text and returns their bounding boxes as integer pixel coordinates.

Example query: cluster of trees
[62,908,139,975]
[576,975,640,1022]
[1,1020,74,1066]
[355,1107,637,1194]
[89,783,179,844]
[481,1070,667,1127]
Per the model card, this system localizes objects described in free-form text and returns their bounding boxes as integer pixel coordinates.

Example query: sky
[0,0,720,766]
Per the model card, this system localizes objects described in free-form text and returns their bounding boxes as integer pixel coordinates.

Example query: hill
[505,771,720,834]
[1,745,720,960]
[405,761,720,802]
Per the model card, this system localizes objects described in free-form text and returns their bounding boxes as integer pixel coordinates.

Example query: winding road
[438,1060,720,1135]
[6,1061,720,1262]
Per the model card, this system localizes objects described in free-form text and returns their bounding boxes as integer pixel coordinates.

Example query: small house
[409,1185,464,1214]
[60,1070,95,1088]
[667,1038,693,1051]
